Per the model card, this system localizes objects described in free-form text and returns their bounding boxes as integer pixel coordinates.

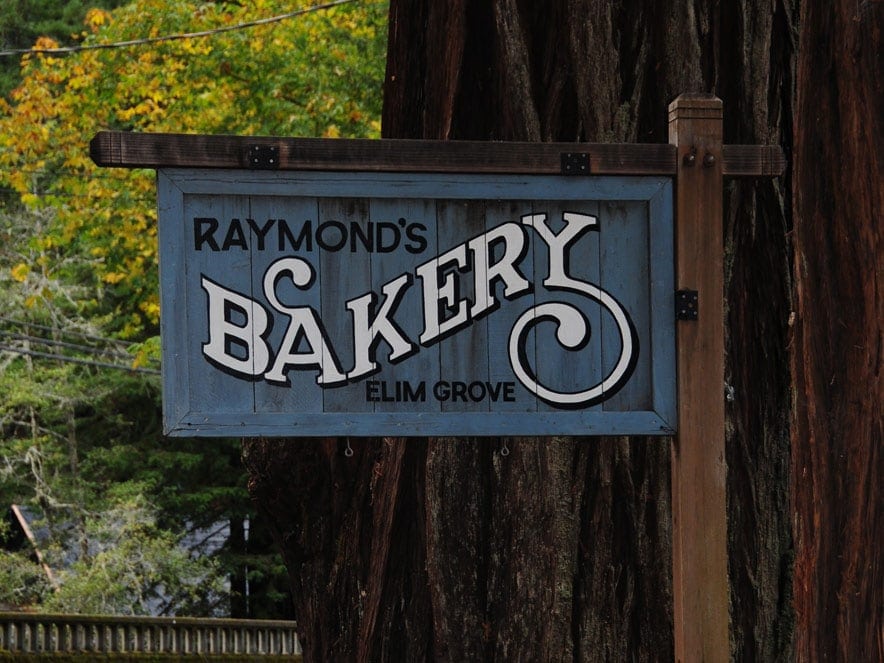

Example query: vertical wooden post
[668,94,729,662]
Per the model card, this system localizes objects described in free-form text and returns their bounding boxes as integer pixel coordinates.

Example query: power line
[0,343,160,375]
[0,321,161,373]
[0,0,364,58]
[0,329,140,363]
[0,316,132,349]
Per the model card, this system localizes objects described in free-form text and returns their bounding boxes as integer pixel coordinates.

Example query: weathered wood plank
[531,198,602,414]
[483,200,537,413]
[435,200,491,413]
[91,131,677,175]
[600,201,649,412]
[669,94,729,662]
[250,195,325,414]
[319,198,373,414]
[648,181,677,428]
[91,131,786,177]
[368,197,439,415]
[157,169,677,436]
[169,410,677,437]
[180,193,258,419]
[721,144,787,177]
[156,172,190,427]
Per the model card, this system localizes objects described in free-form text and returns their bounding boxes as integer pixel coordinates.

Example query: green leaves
[0,549,50,607]
[0,0,387,616]
[40,497,227,616]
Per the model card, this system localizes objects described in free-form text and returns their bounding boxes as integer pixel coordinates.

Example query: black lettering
[317,220,347,252]
[403,380,426,402]
[377,222,400,253]
[349,221,374,252]
[247,218,275,251]
[405,222,428,254]
[194,217,220,251]
[504,382,516,401]
[221,299,251,360]
[468,381,487,402]
[222,219,248,251]
[278,219,312,251]
[366,380,427,402]
[379,380,396,402]
[452,381,468,402]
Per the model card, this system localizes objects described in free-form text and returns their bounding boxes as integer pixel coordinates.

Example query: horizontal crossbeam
[90,131,785,177]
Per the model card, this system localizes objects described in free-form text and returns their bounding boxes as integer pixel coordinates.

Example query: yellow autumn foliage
[0,0,388,338]
[10,263,30,282]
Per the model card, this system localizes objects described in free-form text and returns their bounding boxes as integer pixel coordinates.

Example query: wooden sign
[93,100,786,661]
[156,167,675,436]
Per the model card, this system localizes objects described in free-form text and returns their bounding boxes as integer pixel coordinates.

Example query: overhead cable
[0,0,363,57]
[0,343,160,375]
[0,329,140,363]
[0,316,132,349]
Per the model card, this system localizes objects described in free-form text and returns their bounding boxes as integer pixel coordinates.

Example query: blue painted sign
[157,169,675,436]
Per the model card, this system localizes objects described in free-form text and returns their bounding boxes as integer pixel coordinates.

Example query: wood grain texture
[156,170,676,437]
[91,131,784,178]
[669,94,729,663]
[91,131,678,175]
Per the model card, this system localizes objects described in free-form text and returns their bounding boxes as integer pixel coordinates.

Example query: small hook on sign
[344,440,354,458]
[500,440,510,457]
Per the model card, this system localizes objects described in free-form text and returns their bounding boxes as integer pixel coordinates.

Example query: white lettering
[416,242,469,345]
[201,276,271,378]
[508,212,637,406]
[262,258,347,386]
[198,210,638,409]
[346,273,416,380]
[468,222,531,318]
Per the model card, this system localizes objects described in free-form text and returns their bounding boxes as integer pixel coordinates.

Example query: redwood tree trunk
[243,2,797,660]
[791,1,883,660]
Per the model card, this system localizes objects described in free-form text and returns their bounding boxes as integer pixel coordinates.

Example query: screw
[703,153,716,167]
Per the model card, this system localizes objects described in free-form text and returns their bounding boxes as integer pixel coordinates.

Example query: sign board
[157,168,675,436]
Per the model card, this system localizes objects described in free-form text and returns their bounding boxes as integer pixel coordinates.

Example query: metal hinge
[248,144,279,169]
[676,289,699,321]
[561,152,590,175]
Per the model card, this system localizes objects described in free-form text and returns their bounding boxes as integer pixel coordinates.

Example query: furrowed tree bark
[719,2,797,658]
[243,1,797,660]
[791,1,883,660]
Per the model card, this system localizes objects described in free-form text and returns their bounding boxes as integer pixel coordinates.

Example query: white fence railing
[0,612,301,656]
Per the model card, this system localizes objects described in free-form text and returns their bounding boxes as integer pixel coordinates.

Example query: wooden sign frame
[154,168,676,438]
[91,94,784,663]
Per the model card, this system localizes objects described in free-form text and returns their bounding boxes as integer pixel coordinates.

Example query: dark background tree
[245,0,877,660]
[791,0,882,660]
